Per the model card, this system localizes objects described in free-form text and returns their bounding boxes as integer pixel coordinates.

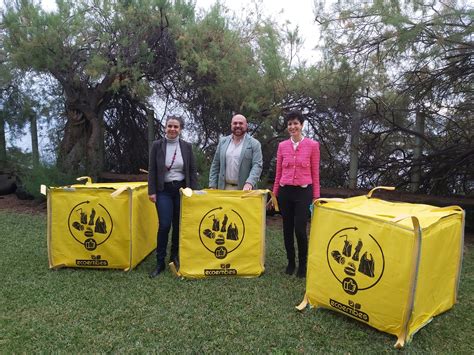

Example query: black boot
[285,260,296,275]
[149,262,166,278]
[296,260,307,278]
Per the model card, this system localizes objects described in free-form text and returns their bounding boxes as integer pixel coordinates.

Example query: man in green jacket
[209,114,263,190]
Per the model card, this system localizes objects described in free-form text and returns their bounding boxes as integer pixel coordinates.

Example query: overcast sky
[196,0,320,64]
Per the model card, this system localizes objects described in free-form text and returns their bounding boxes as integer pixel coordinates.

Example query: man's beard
[232,128,246,136]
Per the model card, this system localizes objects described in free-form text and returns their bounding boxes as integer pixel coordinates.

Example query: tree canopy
[2,0,193,177]
[313,0,473,194]
[1,0,472,195]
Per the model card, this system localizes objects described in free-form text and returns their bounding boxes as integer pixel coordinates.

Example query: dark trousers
[278,185,312,265]
[155,180,185,265]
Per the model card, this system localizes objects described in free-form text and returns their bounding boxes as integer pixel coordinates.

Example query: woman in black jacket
[148,115,198,277]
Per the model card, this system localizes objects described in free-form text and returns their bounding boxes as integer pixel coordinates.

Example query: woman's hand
[148,194,156,203]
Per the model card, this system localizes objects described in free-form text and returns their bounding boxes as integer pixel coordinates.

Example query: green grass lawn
[1,211,473,353]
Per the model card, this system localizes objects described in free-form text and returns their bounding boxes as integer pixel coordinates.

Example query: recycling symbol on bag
[326,226,385,295]
[199,207,245,259]
[67,201,113,251]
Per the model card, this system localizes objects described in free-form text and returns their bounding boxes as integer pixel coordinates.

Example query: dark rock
[0,174,17,195]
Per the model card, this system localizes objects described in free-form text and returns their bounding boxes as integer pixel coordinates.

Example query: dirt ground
[0,194,47,215]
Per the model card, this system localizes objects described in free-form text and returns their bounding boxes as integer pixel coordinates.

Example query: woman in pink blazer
[272,110,320,278]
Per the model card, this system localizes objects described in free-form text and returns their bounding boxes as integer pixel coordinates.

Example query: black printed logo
[329,299,369,322]
[326,226,385,295]
[68,201,113,251]
[204,263,238,276]
[76,254,109,267]
[199,207,245,259]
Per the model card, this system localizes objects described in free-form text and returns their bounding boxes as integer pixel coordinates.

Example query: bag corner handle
[76,176,92,185]
[367,186,395,198]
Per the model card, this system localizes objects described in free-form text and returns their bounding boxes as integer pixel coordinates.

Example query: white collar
[231,134,245,145]
[165,136,179,143]
[290,136,304,144]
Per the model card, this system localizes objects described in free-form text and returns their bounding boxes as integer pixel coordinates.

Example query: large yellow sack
[298,187,464,348]
[44,177,157,271]
[174,189,276,278]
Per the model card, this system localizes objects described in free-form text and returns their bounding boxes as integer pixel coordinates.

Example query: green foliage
[0,68,30,140]
[171,2,313,192]
[17,163,76,200]
[2,0,196,176]
[175,12,240,140]
[2,0,471,194]
[312,0,474,193]
[2,147,32,175]
[192,145,210,189]
[1,211,473,352]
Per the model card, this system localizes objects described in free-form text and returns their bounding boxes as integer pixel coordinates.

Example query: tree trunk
[53,70,116,180]
[410,111,425,192]
[30,114,39,168]
[348,111,361,189]
[0,114,6,170]
[57,109,87,173]
[58,107,105,180]
[87,115,104,180]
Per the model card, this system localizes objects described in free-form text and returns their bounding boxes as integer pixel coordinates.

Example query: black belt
[164,180,185,186]
[226,182,238,186]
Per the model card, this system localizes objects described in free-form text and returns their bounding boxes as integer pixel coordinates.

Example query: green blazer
[209,133,263,189]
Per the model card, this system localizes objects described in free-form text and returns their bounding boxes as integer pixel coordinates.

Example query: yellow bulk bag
[45,177,157,271]
[298,187,464,348]
[175,189,276,278]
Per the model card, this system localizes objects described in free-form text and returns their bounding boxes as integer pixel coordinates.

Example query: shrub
[18,163,76,200]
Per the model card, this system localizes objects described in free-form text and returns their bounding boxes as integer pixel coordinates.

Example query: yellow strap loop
[394,337,405,349]
[181,187,193,197]
[169,261,182,278]
[241,189,280,212]
[390,214,412,223]
[296,293,309,311]
[241,190,263,198]
[76,176,92,185]
[315,198,346,205]
[110,186,129,198]
[430,206,463,212]
[367,186,395,198]
[395,216,421,349]
[266,190,279,212]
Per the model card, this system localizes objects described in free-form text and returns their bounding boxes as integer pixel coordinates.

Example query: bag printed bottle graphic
[327,229,384,296]
[49,190,132,268]
[47,181,157,270]
[68,203,113,251]
[179,189,268,278]
[302,189,464,348]
[200,209,245,260]
[307,207,419,345]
